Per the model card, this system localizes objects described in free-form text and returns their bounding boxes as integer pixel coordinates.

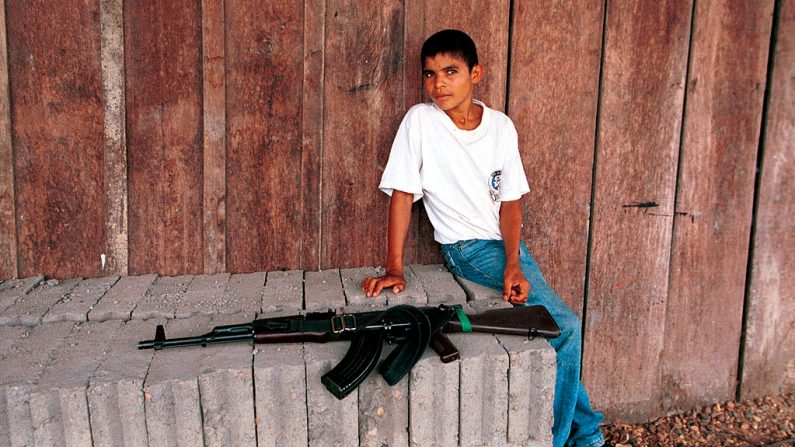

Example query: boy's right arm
[362,190,414,297]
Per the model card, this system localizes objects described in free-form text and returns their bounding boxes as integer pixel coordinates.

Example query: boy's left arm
[499,199,530,304]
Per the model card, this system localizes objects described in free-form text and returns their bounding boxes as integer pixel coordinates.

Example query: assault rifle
[138,304,559,399]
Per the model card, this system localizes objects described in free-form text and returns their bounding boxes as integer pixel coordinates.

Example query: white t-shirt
[379,101,530,244]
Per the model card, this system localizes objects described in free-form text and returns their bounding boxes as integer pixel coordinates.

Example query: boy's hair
[421,29,479,70]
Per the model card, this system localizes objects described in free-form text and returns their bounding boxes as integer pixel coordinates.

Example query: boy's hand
[503,266,530,305]
[361,273,406,298]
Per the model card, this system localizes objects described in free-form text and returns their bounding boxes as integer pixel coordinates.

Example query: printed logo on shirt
[489,170,501,201]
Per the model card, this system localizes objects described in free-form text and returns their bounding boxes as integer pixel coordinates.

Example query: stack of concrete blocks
[0,265,556,446]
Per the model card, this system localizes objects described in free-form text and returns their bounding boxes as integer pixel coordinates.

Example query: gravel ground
[603,394,794,447]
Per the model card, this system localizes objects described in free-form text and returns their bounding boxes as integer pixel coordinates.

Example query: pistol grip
[430,332,459,363]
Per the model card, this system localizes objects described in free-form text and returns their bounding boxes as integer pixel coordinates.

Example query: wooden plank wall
[583,0,692,420]
[742,0,795,400]
[662,0,774,412]
[0,0,791,422]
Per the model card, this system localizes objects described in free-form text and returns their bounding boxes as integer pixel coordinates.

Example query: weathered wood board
[662,0,774,412]
[507,0,604,315]
[321,0,405,268]
[0,0,16,279]
[125,0,203,275]
[226,0,304,273]
[201,0,226,274]
[100,0,129,276]
[300,0,326,271]
[8,0,105,279]
[742,0,795,399]
[582,0,692,421]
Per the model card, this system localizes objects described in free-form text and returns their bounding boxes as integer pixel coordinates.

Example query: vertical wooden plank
[321,0,405,268]
[202,0,226,274]
[8,0,106,279]
[100,0,128,276]
[507,0,604,314]
[582,0,692,421]
[126,0,203,276]
[226,0,304,273]
[0,0,16,279]
[662,0,774,412]
[743,0,795,399]
[301,0,325,270]
[403,0,511,264]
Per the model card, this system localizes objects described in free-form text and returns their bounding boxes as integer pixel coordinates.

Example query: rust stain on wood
[125,0,203,276]
[202,0,226,274]
[8,0,106,279]
[662,0,774,413]
[508,0,604,315]
[100,0,128,276]
[743,0,795,400]
[225,0,304,273]
[0,0,16,279]
[582,0,692,422]
[321,0,405,268]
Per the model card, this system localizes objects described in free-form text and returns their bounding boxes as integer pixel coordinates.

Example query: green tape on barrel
[455,306,472,333]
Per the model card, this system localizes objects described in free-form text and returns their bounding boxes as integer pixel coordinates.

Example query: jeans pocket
[443,251,463,277]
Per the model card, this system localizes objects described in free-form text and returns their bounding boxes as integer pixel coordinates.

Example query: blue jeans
[441,239,604,447]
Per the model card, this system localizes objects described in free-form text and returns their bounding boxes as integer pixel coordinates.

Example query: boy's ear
[470,64,484,84]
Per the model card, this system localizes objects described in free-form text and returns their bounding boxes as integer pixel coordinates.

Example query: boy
[361,30,606,447]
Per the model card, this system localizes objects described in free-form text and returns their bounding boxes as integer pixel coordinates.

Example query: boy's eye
[446,69,457,75]
[422,71,434,78]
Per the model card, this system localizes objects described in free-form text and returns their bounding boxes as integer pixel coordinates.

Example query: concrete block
[496,335,556,446]
[387,266,427,306]
[0,322,75,447]
[42,276,120,323]
[175,273,230,318]
[224,272,267,315]
[262,270,303,312]
[0,325,28,363]
[467,297,514,314]
[455,275,503,301]
[410,264,466,305]
[304,269,345,311]
[358,349,409,447]
[340,267,379,306]
[0,276,43,313]
[88,318,160,447]
[409,349,459,447]
[89,274,157,321]
[198,313,257,446]
[132,275,193,320]
[28,320,124,447]
[304,342,358,446]
[0,278,81,326]
[341,267,427,307]
[254,343,307,446]
[144,316,211,446]
[449,333,509,446]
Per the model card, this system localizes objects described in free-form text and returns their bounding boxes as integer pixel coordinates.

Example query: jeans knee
[557,309,582,344]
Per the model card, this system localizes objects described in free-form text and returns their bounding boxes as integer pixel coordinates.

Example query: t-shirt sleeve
[379,109,424,202]
[498,120,530,202]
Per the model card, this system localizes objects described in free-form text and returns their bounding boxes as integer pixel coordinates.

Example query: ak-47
[138,304,559,399]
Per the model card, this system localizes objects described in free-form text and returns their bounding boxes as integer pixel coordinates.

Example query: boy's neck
[445,100,483,131]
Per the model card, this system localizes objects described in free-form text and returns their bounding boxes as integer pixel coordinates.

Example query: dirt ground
[603,394,794,447]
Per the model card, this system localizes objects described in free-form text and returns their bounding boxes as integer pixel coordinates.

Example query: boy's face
[422,53,483,116]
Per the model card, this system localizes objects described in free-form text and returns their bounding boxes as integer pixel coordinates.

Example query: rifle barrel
[138,323,255,350]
